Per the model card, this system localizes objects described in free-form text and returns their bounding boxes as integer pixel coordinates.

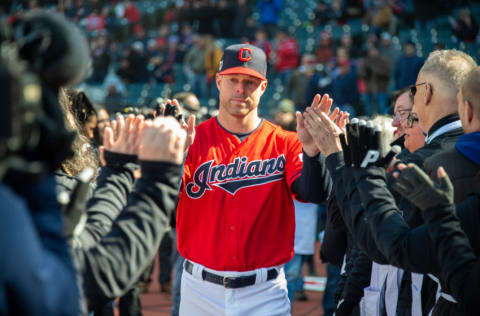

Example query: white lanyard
[425,120,463,144]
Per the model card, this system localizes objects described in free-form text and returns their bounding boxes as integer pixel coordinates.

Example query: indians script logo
[186,155,286,198]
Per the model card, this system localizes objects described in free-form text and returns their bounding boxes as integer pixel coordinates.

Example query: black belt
[184,260,278,288]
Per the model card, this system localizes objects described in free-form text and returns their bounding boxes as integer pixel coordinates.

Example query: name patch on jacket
[186,155,286,198]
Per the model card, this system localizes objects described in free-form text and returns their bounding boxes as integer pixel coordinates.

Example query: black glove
[335,299,357,316]
[341,118,399,169]
[392,164,454,210]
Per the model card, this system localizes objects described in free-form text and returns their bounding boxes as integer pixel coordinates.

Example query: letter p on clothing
[360,150,380,168]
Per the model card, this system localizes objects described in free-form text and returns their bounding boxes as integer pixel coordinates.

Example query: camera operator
[0,9,90,315]
[1,10,188,316]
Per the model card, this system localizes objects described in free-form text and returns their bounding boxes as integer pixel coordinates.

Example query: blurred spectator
[287,54,316,111]
[306,66,334,110]
[331,0,347,25]
[217,0,235,38]
[450,8,479,43]
[130,25,149,50]
[184,35,207,100]
[332,57,359,115]
[88,35,110,84]
[117,44,149,83]
[273,99,296,131]
[359,45,391,115]
[104,84,125,113]
[257,0,284,37]
[175,24,195,62]
[253,28,273,63]
[65,0,91,23]
[233,0,253,38]
[315,31,335,65]
[369,0,392,31]
[313,1,332,26]
[86,8,106,32]
[238,16,258,42]
[393,41,424,89]
[274,29,300,85]
[204,35,222,100]
[182,0,217,36]
[338,33,362,59]
[150,26,177,83]
[379,32,400,65]
[344,0,365,20]
[123,0,141,25]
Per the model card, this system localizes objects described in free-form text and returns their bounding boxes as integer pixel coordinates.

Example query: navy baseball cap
[218,44,267,81]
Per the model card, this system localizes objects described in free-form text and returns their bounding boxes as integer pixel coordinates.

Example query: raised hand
[138,116,187,164]
[103,114,145,155]
[302,106,343,157]
[160,98,196,151]
[392,164,454,210]
[296,94,333,157]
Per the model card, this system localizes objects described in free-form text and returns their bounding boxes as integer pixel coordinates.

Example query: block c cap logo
[238,47,252,62]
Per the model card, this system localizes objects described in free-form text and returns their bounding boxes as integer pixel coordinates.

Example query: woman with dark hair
[58,88,100,180]
[64,88,98,142]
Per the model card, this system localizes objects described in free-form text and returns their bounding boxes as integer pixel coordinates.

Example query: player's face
[216,73,267,118]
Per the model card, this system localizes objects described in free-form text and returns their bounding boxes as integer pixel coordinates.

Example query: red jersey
[176,118,303,272]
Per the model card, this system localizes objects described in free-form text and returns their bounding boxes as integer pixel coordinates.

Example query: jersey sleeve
[284,131,303,190]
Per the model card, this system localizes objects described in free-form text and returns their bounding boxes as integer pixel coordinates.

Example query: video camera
[0,10,90,179]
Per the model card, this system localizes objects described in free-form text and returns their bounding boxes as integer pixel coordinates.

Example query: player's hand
[303,106,343,157]
[160,98,195,151]
[103,114,145,155]
[138,117,186,164]
[296,94,329,156]
[392,163,454,211]
[296,111,319,157]
[183,114,195,151]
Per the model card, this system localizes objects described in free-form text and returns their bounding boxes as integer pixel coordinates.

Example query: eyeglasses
[392,109,411,121]
[409,82,427,97]
[406,112,419,128]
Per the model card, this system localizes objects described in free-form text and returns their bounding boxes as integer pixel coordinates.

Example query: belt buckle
[223,276,233,288]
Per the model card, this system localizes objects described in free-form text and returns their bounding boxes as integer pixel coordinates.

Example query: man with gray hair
[300,49,477,315]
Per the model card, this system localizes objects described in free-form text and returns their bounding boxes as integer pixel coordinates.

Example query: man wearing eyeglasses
[332,49,477,316]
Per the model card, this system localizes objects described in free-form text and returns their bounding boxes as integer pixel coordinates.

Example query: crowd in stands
[7,0,479,118]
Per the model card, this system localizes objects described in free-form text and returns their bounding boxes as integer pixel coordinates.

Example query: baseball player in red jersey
[176,43,333,315]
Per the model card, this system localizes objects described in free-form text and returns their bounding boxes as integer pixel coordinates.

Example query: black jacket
[68,151,182,310]
[421,195,480,316]
[325,115,463,315]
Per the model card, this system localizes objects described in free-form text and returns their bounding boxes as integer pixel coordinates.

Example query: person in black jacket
[302,49,476,316]
[73,115,186,312]
[392,66,480,315]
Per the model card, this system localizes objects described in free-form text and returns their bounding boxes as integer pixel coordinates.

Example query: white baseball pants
[179,261,291,316]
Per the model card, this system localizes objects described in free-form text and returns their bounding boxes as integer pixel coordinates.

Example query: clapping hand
[103,114,145,156]
[138,117,187,164]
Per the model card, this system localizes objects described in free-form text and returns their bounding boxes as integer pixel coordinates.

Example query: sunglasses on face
[410,82,427,97]
[406,112,419,128]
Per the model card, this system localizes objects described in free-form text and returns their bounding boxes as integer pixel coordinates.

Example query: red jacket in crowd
[275,37,300,72]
